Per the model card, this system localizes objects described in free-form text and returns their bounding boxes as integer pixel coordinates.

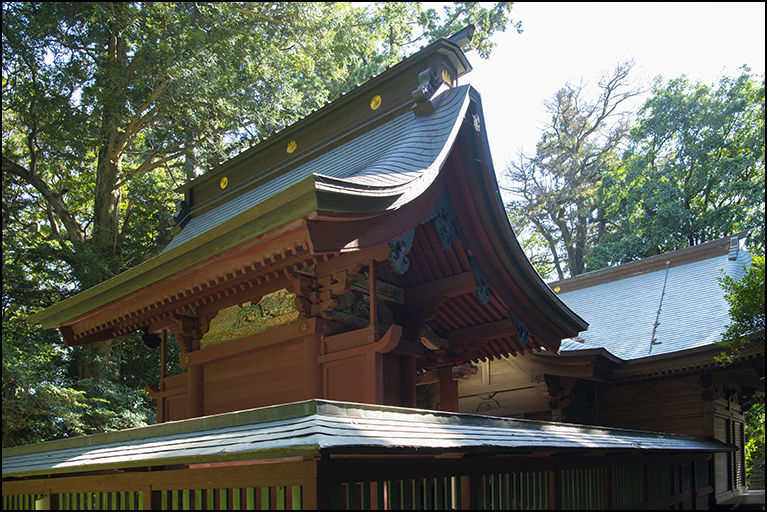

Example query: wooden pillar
[369,259,378,340]
[401,355,416,408]
[160,329,167,389]
[461,475,472,511]
[304,335,323,399]
[439,367,459,412]
[188,364,204,418]
[365,351,385,405]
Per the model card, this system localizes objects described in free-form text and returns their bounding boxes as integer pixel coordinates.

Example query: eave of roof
[25,38,587,355]
[549,231,749,294]
[27,179,318,331]
[448,89,588,339]
[2,399,731,479]
[532,337,765,386]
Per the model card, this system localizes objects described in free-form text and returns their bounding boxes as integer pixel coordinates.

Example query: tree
[715,255,766,484]
[744,398,765,487]
[589,68,765,268]
[504,61,643,280]
[2,2,519,447]
[716,255,765,364]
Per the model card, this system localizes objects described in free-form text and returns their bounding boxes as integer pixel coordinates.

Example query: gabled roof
[25,36,586,361]
[552,234,751,360]
[2,399,731,479]
[164,83,473,253]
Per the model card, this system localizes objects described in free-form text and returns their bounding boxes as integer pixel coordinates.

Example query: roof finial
[448,24,476,48]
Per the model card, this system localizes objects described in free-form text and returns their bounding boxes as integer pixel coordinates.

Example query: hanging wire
[649,261,671,354]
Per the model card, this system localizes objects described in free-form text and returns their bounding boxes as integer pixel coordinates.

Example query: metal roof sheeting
[2,399,730,478]
[558,249,751,360]
[164,85,472,253]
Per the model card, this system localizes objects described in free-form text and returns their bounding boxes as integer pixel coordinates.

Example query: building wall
[458,361,749,503]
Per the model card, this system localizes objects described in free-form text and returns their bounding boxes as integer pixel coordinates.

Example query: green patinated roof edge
[26,177,318,330]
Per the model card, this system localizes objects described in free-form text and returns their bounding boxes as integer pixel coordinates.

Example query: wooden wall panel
[596,379,705,435]
[203,339,306,415]
[166,395,188,422]
[459,387,548,417]
[324,356,367,403]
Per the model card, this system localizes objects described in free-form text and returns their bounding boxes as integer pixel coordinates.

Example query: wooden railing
[2,455,717,510]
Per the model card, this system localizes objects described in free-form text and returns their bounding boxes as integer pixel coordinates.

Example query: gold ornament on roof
[219,176,228,189]
[370,94,382,110]
[286,140,297,153]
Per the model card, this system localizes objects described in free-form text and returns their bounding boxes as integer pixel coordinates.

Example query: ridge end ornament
[388,230,415,275]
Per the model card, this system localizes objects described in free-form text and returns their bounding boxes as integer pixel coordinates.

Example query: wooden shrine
[455,234,765,506]
[26,31,587,423]
[7,28,740,511]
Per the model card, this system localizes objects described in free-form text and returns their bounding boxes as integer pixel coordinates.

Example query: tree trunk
[91,13,128,283]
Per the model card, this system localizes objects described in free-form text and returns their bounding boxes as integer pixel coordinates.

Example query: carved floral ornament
[200,289,300,348]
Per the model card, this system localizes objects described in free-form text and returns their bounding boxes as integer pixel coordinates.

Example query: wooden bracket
[416,324,449,351]
[388,230,415,275]
[290,272,321,318]
[169,313,202,353]
[316,263,364,319]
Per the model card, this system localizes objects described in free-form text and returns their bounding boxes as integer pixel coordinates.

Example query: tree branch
[3,156,86,245]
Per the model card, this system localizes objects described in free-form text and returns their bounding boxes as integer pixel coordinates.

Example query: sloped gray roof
[557,248,751,360]
[2,399,729,478]
[164,84,473,252]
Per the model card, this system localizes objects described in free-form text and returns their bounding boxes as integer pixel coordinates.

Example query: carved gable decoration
[201,289,300,348]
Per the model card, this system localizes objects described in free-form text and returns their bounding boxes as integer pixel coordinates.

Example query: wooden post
[401,355,416,408]
[188,365,204,418]
[160,329,167,390]
[369,259,378,340]
[304,335,323,399]
[439,367,459,412]
[157,329,168,423]
[461,475,472,510]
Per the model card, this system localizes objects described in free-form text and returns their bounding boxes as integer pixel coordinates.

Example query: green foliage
[715,255,765,364]
[504,61,642,279]
[744,398,765,485]
[2,2,519,448]
[590,68,765,269]
[512,65,766,280]
[1,316,164,448]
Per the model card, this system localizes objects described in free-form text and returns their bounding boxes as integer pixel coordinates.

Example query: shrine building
[3,28,736,510]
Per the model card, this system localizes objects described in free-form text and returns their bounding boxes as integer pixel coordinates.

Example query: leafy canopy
[590,68,765,270]
[716,254,765,364]
[2,1,519,448]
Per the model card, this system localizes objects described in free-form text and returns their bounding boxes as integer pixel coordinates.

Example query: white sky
[461,2,766,187]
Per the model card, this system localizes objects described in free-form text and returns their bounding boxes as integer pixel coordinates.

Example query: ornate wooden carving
[388,230,415,275]
[317,263,364,319]
[169,313,202,353]
[470,256,491,305]
[424,190,462,251]
[510,311,533,349]
[452,362,478,381]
